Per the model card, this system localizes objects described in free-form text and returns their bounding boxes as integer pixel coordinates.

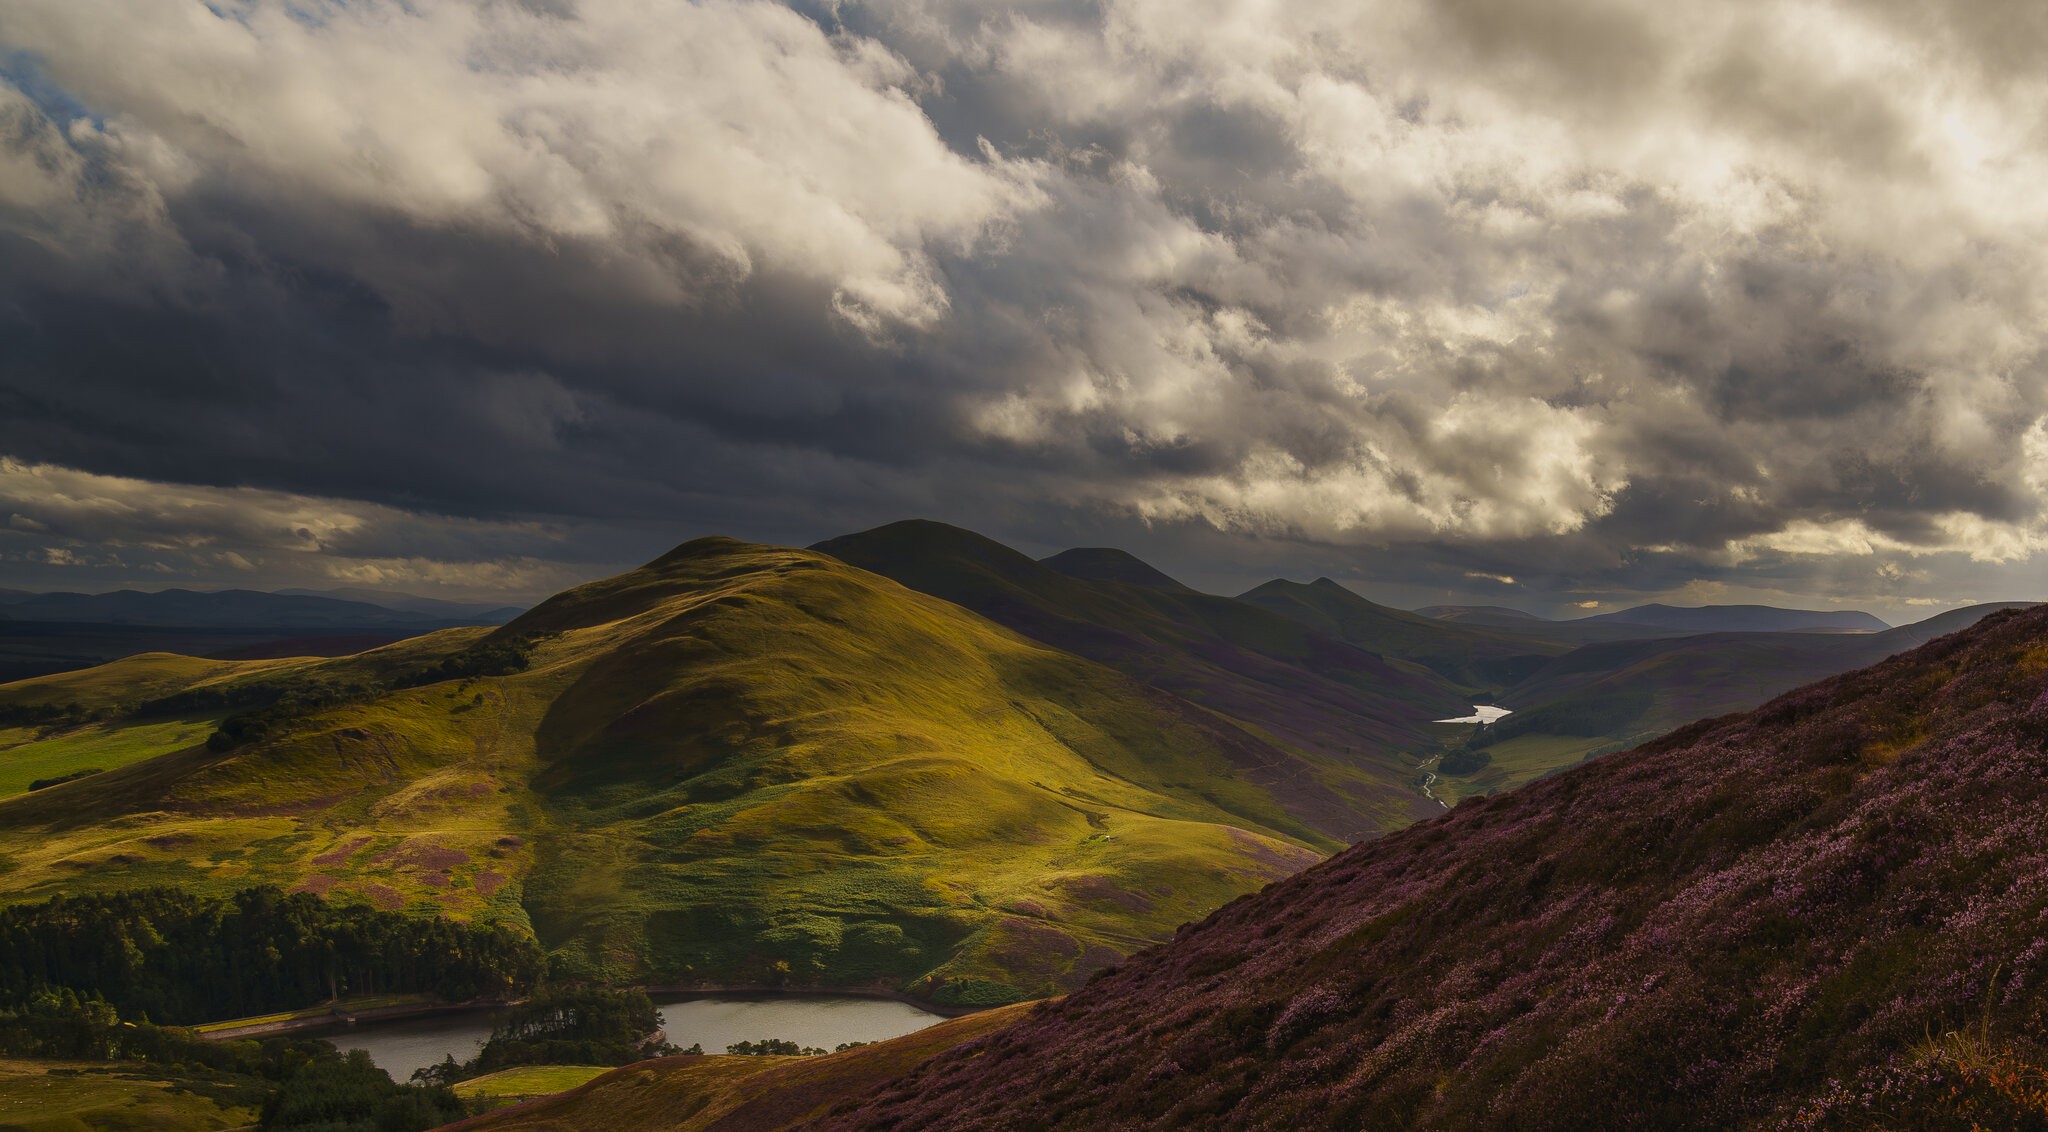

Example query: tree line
[0,886,542,1025]
[0,989,465,1131]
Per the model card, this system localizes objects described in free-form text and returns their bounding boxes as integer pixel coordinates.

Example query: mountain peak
[645,534,756,568]
[811,520,1048,597]
[1039,547,1192,592]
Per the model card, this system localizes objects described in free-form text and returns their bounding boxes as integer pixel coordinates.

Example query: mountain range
[0,522,2033,1012]
[0,587,523,685]
[1572,602,1890,633]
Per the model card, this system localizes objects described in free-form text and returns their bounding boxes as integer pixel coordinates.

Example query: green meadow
[0,1059,258,1131]
[453,1064,611,1111]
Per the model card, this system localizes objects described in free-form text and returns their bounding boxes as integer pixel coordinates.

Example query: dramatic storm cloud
[0,0,2043,614]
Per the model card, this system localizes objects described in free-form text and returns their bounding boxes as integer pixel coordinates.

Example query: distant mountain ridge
[815,520,1470,838]
[1574,601,1889,632]
[1415,604,1544,623]
[1235,577,1566,689]
[0,587,508,629]
[275,586,525,621]
[0,587,524,682]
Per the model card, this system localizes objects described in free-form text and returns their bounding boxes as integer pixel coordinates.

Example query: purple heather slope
[810,605,2048,1130]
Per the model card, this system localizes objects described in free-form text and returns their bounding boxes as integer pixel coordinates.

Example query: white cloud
[1,0,1039,328]
[0,0,2044,604]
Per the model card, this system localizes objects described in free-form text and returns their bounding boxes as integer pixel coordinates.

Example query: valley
[0,522,2034,1129]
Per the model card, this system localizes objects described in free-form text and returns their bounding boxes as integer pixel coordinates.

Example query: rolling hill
[1413,604,1545,625]
[1574,602,1889,633]
[0,587,520,685]
[731,603,2048,1130]
[815,521,1471,838]
[276,587,527,621]
[0,538,1331,1005]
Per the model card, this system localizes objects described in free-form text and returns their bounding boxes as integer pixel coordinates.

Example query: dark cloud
[0,0,2040,618]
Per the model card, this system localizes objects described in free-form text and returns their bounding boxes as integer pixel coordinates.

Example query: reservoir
[321,994,949,1081]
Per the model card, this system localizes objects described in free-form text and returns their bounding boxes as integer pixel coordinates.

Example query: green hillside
[0,539,1325,1005]
[815,521,1470,839]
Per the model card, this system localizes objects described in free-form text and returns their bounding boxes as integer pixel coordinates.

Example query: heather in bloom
[815,607,2048,1130]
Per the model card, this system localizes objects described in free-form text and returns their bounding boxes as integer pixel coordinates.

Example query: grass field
[0,718,219,800]
[453,1065,611,1109]
[0,1059,259,1131]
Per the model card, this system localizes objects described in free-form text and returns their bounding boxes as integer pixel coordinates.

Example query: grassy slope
[0,542,1324,1002]
[0,718,217,800]
[453,1065,612,1110]
[454,1001,1036,1132]
[0,628,528,931]
[816,521,1469,839]
[0,1058,257,1131]
[509,539,1323,995]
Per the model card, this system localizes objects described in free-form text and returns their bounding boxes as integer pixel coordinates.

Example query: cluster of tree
[26,767,102,791]
[0,990,460,1130]
[392,632,552,689]
[0,984,468,1131]
[1435,748,1492,776]
[0,700,103,732]
[725,1037,828,1056]
[0,886,542,1025]
[414,988,672,1085]
[716,1038,872,1057]
[0,987,328,1075]
[262,1049,465,1132]
[928,977,1026,1008]
[203,678,387,751]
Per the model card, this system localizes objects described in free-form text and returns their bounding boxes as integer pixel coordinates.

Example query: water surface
[322,993,946,1081]
[1434,705,1512,724]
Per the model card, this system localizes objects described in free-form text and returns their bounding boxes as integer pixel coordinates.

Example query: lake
[321,993,949,1081]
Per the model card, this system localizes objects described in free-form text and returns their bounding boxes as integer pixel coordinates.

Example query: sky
[0,0,2044,619]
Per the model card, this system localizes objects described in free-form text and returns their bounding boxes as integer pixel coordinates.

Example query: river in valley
[1434,705,1512,724]
[317,993,949,1081]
